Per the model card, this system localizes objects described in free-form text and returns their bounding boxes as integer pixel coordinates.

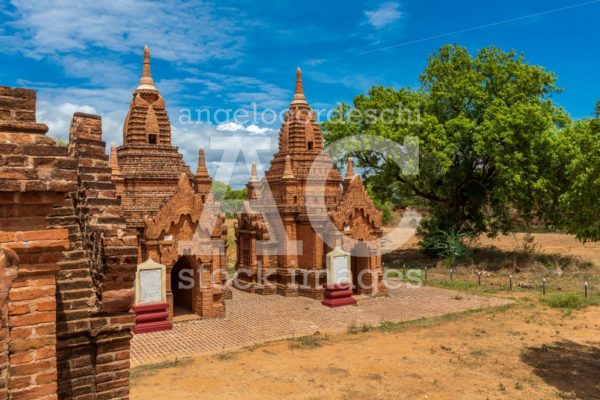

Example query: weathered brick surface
[236,69,385,299]
[0,86,136,399]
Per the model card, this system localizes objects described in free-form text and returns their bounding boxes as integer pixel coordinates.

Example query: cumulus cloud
[216,122,274,135]
[5,0,243,63]
[172,123,276,188]
[365,2,402,29]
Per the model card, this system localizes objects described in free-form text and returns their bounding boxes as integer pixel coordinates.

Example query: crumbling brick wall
[0,85,75,400]
[0,86,137,400]
[0,247,18,400]
[53,112,137,400]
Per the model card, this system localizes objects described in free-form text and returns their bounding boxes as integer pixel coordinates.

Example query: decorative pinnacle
[249,161,259,182]
[345,158,354,179]
[137,45,156,91]
[109,143,122,177]
[282,154,295,179]
[195,147,209,178]
[291,67,307,105]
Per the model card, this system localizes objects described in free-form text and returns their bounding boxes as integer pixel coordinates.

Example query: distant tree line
[212,181,247,218]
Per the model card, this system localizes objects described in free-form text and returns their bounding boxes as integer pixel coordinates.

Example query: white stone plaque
[326,248,351,285]
[135,258,167,305]
[139,268,162,304]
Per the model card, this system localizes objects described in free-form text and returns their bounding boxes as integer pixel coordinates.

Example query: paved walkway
[130,286,511,366]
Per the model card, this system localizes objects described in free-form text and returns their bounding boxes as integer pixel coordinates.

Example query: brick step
[57,268,93,280]
[57,296,97,311]
[57,288,95,301]
[61,249,87,261]
[57,308,94,322]
[58,259,90,271]
[55,277,94,291]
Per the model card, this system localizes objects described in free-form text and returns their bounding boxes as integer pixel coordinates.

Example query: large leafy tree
[552,102,600,241]
[323,45,568,253]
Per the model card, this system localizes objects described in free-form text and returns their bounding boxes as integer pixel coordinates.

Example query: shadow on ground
[521,340,600,399]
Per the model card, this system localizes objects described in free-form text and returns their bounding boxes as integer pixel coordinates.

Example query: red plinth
[133,303,172,334]
[322,283,357,308]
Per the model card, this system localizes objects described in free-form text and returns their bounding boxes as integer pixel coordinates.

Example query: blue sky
[1,0,599,186]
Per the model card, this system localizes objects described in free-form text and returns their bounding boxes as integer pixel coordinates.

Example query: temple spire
[249,161,259,182]
[345,158,354,180]
[282,155,295,179]
[291,67,307,105]
[137,45,156,91]
[109,143,122,178]
[194,147,212,197]
[195,147,209,178]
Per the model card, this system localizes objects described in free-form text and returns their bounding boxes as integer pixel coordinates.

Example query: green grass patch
[372,304,514,333]
[544,292,600,309]
[289,334,325,350]
[430,279,479,291]
[130,358,193,380]
[347,322,373,334]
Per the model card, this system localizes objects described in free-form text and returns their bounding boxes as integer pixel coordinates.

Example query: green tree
[552,102,600,241]
[323,45,568,255]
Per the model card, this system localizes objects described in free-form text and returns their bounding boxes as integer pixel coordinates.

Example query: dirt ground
[130,300,600,400]
[476,233,600,264]
[131,230,600,399]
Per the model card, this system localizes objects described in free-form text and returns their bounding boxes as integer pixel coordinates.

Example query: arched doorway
[171,256,195,316]
[351,241,370,294]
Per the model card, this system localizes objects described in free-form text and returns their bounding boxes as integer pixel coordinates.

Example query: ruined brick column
[0,86,138,400]
[0,86,78,400]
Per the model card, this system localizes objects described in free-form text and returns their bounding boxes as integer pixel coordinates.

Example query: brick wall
[0,86,137,399]
[0,87,36,123]
[54,112,137,400]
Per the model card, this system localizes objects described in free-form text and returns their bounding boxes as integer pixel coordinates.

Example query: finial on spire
[345,157,354,180]
[291,67,307,105]
[249,161,259,182]
[137,45,156,91]
[282,154,295,179]
[195,147,209,178]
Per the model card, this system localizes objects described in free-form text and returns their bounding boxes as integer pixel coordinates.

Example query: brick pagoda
[111,46,228,322]
[235,69,385,299]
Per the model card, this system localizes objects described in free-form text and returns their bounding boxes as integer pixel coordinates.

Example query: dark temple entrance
[171,256,195,316]
[351,241,370,294]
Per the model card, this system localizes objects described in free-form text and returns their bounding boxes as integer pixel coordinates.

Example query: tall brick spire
[109,143,122,178]
[249,161,259,182]
[194,147,212,197]
[291,67,307,105]
[195,147,209,177]
[247,161,260,200]
[122,45,172,145]
[345,158,354,179]
[137,45,156,91]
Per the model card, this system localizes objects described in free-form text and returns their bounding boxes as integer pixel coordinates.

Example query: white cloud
[34,85,130,146]
[217,122,274,135]
[305,58,326,67]
[365,2,402,29]
[6,0,243,63]
[172,123,276,188]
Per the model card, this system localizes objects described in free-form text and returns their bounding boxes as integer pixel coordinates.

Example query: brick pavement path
[130,286,511,366]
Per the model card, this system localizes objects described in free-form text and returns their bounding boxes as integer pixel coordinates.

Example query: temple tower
[112,46,228,323]
[235,69,384,299]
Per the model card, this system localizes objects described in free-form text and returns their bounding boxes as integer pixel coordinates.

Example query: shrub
[419,229,470,260]
[545,293,585,309]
